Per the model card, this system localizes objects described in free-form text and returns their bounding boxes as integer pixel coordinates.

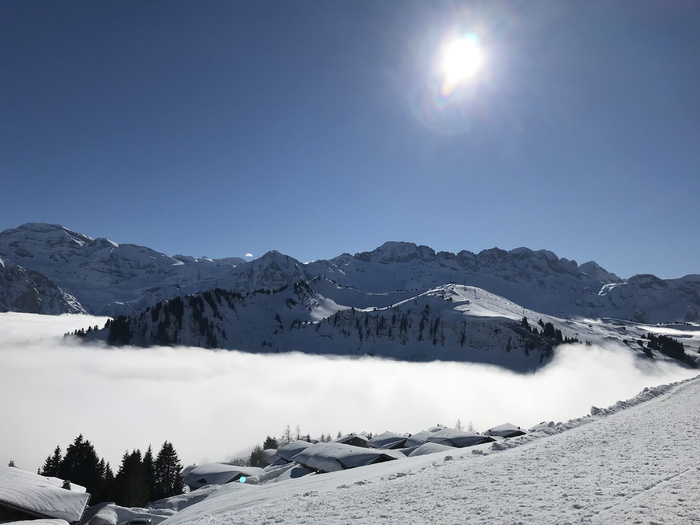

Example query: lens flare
[440,35,483,98]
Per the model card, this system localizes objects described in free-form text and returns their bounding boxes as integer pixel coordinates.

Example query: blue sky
[2,1,699,279]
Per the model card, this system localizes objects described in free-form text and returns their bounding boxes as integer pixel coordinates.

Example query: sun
[439,35,483,97]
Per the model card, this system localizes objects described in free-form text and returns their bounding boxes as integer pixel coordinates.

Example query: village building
[0,467,90,525]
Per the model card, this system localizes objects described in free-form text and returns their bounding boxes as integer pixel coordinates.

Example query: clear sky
[2,1,699,279]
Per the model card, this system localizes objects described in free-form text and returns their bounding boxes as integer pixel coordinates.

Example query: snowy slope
[89,283,570,370]
[92,277,699,371]
[150,376,700,525]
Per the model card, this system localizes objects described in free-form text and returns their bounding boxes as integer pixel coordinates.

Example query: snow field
[163,376,700,525]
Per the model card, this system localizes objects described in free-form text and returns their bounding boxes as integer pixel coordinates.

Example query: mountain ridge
[1,223,698,327]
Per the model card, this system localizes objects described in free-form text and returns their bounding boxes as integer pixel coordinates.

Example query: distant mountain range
[1,223,698,370]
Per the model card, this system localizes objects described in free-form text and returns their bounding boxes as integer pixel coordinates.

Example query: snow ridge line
[476,375,700,457]
[588,375,698,417]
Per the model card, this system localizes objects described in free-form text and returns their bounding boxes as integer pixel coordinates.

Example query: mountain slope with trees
[87,279,698,371]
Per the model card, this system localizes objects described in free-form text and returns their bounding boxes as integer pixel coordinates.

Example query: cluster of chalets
[181,423,526,491]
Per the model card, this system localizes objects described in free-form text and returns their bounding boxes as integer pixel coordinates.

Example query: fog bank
[1,314,696,472]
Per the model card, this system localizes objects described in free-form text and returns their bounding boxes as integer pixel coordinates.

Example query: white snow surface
[0,467,90,523]
[143,376,700,524]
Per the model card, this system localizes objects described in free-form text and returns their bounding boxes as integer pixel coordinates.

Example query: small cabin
[0,467,90,525]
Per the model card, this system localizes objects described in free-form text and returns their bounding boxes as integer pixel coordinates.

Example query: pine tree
[151,441,184,501]
[248,444,265,468]
[114,450,150,507]
[40,446,62,477]
[143,445,155,495]
[59,435,102,493]
[262,436,279,450]
[93,459,116,503]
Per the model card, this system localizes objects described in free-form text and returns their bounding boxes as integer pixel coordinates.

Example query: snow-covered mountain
[0,256,84,314]
[0,223,245,315]
[311,241,699,323]
[91,277,700,371]
[92,282,561,370]
[2,223,699,366]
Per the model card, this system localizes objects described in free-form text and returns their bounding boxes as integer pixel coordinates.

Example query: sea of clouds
[1,313,696,472]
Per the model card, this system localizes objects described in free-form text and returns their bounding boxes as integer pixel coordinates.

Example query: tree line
[39,435,184,506]
[643,332,696,367]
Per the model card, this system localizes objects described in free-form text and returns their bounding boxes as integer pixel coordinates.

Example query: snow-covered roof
[368,431,408,450]
[261,448,279,466]
[425,428,495,448]
[407,442,456,457]
[182,463,264,490]
[484,423,527,438]
[332,433,369,448]
[403,425,447,448]
[291,443,404,473]
[276,440,314,462]
[0,467,90,523]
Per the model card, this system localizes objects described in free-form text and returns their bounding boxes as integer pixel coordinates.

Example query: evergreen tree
[104,462,115,490]
[108,316,132,345]
[143,445,155,495]
[248,444,265,468]
[93,459,116,504]
[543,322,556,338]
[151,441,184,501]
[40,446,62,477]
[262,436,279,450]
[59,435,102,493]
[114,450,150,507]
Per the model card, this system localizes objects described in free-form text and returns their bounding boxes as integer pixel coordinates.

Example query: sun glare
[439,35,483,97]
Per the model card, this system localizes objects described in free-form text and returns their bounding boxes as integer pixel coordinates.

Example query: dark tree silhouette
[59,435,102,493]
[114,450,150,507]
[151,441,184,501]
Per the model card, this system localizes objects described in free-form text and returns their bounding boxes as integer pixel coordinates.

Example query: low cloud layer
[1,314,697,472]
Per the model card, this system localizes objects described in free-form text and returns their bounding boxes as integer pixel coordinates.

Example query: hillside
[91,282,560,370]
[89,278,699,371]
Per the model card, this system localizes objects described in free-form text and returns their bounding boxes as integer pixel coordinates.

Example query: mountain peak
[355,241,437,264]
[579,261,620,283]
[1,222,93,247]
